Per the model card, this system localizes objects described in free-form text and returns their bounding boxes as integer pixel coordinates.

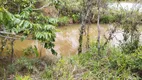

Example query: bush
[100,14,116,24]
[7,57,46,75]
[23,46,39,57]
[71,14,80,23]
[57,16,70,26]
[41,45,141,79]
[120,39,139,54]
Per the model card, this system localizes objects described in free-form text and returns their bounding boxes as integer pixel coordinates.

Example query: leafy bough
[0,7,57,55]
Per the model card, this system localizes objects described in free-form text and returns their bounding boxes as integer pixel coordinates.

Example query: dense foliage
[1,44,142,79]
[0,0,57,55]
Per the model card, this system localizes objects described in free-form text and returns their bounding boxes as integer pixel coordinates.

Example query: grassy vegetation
[1,43,142,80]
[41,44,142,79]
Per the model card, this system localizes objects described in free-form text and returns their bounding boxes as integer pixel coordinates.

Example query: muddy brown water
[0,24,109,57]
[1,2,142,57]
[1,24,142,57]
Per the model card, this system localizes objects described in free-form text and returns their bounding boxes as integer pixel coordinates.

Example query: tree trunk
[86,21,91,49]
[97,0,101,54]
[11,39,15,64]
[78,0,93,54]
[78,13,86,54]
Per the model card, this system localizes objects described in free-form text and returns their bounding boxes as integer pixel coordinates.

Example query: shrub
[57,16,70,26]
[71,14,80,23]
[120,39,139,54]
[41,45,141,79]
[100,14,116,23]
[7,57,46,75]
[23,46,39,57]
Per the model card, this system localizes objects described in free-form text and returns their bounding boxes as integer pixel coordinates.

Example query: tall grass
[41,44,142,79]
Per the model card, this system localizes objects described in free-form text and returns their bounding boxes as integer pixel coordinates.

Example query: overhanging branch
[33,2,52,11]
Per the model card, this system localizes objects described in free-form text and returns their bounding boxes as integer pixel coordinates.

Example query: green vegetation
[0,0,142,80]
[57,16,70,26]
[1,44,142,79]
[100,15,116,24]
[15,75,32,80]
[42,45,142,79]
[0,0,57,55]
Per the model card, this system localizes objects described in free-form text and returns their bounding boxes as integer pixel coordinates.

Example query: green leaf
[13,18,21,24]
[51,48,57,55]
[20,36,26,41]
[3,8,13,20]
[44,43,48,48]
[23,21,30,28]
[0,12,3,21]
[34,45,39,57]
[19,20,24,27]
[0,8,2,12]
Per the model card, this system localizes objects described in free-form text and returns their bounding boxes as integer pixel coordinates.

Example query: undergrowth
[0,44,142,80]
[41,44,142,80]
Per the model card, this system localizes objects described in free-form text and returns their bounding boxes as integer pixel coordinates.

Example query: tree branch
[33,2,52,11]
